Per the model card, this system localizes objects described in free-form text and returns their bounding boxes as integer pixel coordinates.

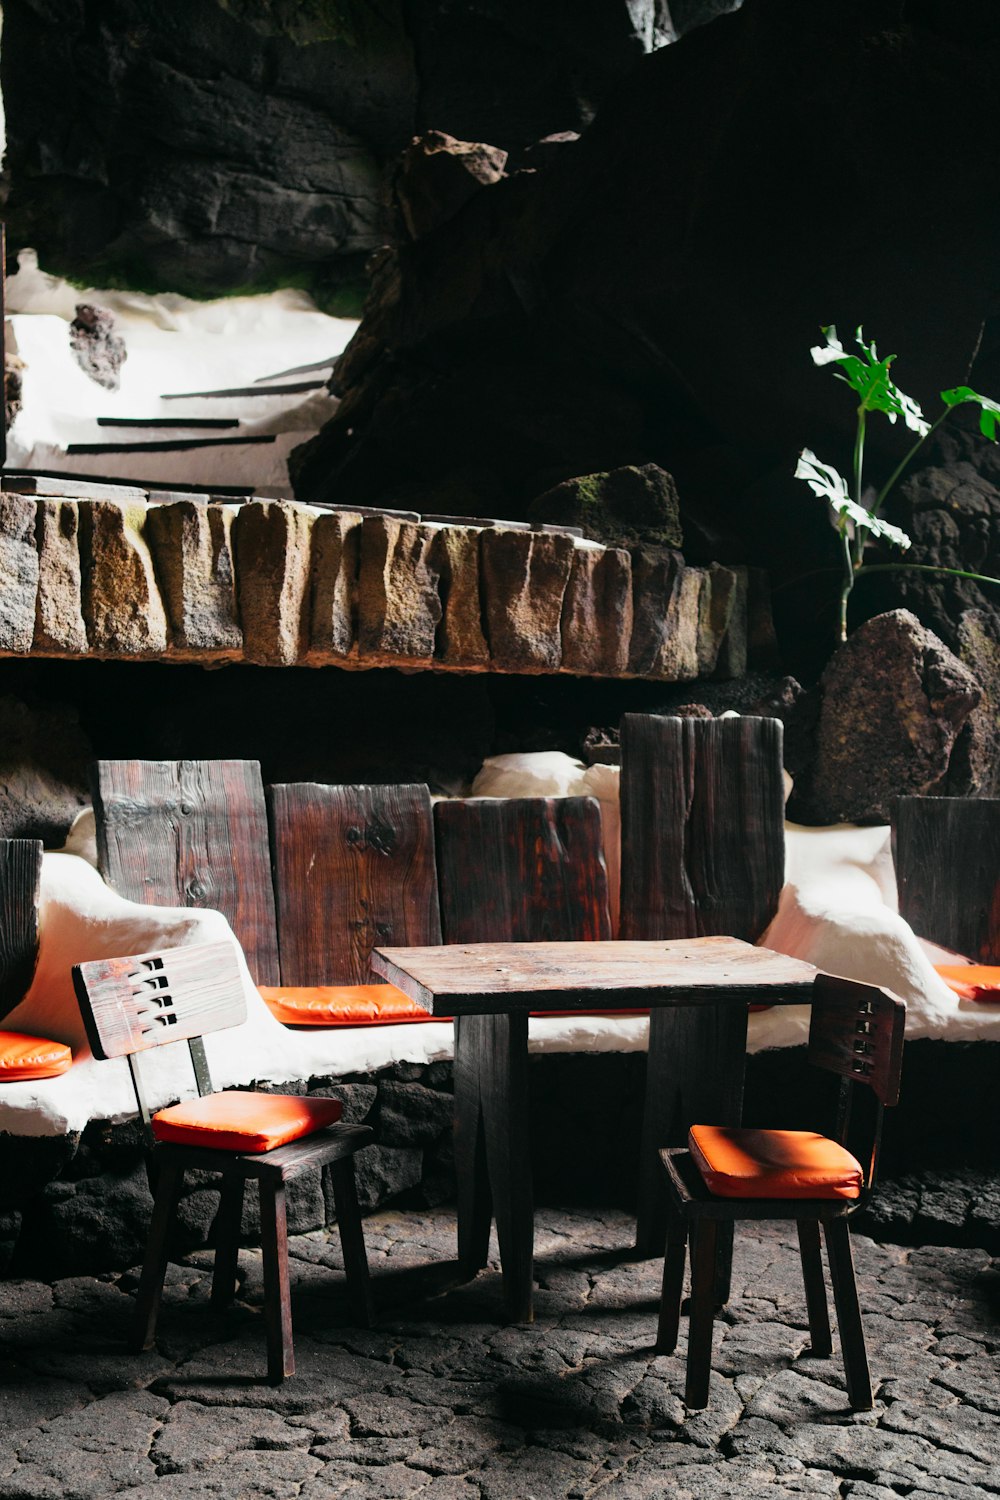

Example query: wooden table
[371,936,818,1321]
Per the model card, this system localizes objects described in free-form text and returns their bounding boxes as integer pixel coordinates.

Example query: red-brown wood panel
[93,759,280,985]
[268,782,442,986]
[435,796,613,945]
[619,715,785,943]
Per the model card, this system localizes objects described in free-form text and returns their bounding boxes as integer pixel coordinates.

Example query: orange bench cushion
[259,984,443,1026]
[935,965,1000,1002]
[688,1123,863,1200]
[152,1091,343,1154]
[0,1031,72,1081]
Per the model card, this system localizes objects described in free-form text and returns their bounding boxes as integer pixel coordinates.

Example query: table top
[370,936,818,1016]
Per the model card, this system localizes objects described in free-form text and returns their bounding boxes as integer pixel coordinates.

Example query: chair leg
[685,1218,719,1409]
[130,1159,185,1353]
[655,1217,687,1354]
[713,1221,735,1307]
[211,1172,245,1310]
[823,1218,873,1410]
[259,1180,294,1384]
[797,1219,832,1357]
[329,1157,373,1328]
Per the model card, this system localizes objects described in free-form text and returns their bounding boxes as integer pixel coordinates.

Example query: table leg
[636,1000,749,1276]
[454,1011,534,1322]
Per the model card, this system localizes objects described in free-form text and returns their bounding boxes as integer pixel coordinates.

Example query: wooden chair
[72,940,373,1383]
[655,973,905,1411]
[893,795,1000,963]
[434,795,612,1317]
[93,759,281,985]
[619,714,786,1256]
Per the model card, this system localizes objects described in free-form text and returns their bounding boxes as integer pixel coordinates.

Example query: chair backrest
[93,759,280,985]
[619,715,785,942]
[0,838,42,1023]
[268,782,442,986]
[892,795,1000,962]
[435,796,613,943]
[807,972,905,1191]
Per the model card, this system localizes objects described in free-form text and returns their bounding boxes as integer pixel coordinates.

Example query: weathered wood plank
[619,714,786,943]
[93,759,280,984]
[268,782,442,987]
[0,838,42,1021]
[435,797,612,944]
[893,795,1000,963]
[371,936,816,1014]
[73,939,246,1060]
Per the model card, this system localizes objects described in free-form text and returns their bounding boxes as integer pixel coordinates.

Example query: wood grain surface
[893,795,1000,962]
[0,839,42,1021]
[619,714,786,943]
[435,796,612,944]
[93,760,280,984]
[268,782,442,987]
[371,936,816,1014]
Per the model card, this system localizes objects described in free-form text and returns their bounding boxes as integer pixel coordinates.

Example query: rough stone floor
[0,1206,996,1500]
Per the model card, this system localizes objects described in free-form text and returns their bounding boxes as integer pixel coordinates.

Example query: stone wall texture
[3,493,767,681]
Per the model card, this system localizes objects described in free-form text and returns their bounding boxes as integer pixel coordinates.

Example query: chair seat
[935,964,1000,1002]
[259,983,444,1026]
[688,1124,863,1201]
[152,1090,343,1153]
[0,1031,73,1081]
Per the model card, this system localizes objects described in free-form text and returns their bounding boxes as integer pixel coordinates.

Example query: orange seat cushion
[259,984,443,1026]
[0,1031,72,1081]
[151,1091,343,1153]
[935,965,1000,1002]
[688,1123,863,1201]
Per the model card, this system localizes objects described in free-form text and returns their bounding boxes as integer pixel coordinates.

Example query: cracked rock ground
[0,1207,996,1499]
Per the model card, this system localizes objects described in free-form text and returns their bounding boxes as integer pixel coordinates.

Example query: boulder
[628,547,702,680]
[0,694,91,845]
[480,529,575,671]
[697,562,741,677]
[0,494,40,652]
[429,524,489,667]
[146,501,242,653]
[68,303,127,391]
[357,516,442,662]
[561,544,633,676]
[393,131,507,240]
[947,608,1000,796]
[806,610,982,824]
[79,501,168,656]
[234,500,315,666]
[34,499,87,654]
[308,510,363,659]
[529,464,683,549]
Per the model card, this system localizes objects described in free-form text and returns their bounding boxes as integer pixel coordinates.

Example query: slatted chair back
[268,782,442,987]
[93,760,280,985]
[435,796,613,943]
[73,940,246,1127]
[0,839,43,1023]
[892,795,1000,963]
[619,715,786,942]
[807,973,905,1192]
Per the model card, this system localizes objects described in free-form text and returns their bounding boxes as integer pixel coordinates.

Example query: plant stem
[856,562,1000,588]
[871,407,948,516]
[852,408,867,568]
[838,529,854,642]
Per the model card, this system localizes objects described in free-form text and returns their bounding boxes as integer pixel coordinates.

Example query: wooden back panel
[268,782,442,986]
[893,796,1000,962]
[435,796,613,943]
[808,973,905,1107]
[619,715,786,942]
[73,940,247,1060]
[93,760,280,985]
[0,839,42,1022]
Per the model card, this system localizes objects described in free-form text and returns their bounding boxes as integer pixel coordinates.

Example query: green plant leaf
[940,385,1000,440]
[795,449,912,549]
[810,325,929,435]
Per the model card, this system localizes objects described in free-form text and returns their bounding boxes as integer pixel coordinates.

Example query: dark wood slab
[93,759,280,985]
[619,714,786,943]
[435,796,612,944]
[268,782,442,987]
[0,839,42,1021]
[371,937,816,1015]
[893,795,1000,963]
